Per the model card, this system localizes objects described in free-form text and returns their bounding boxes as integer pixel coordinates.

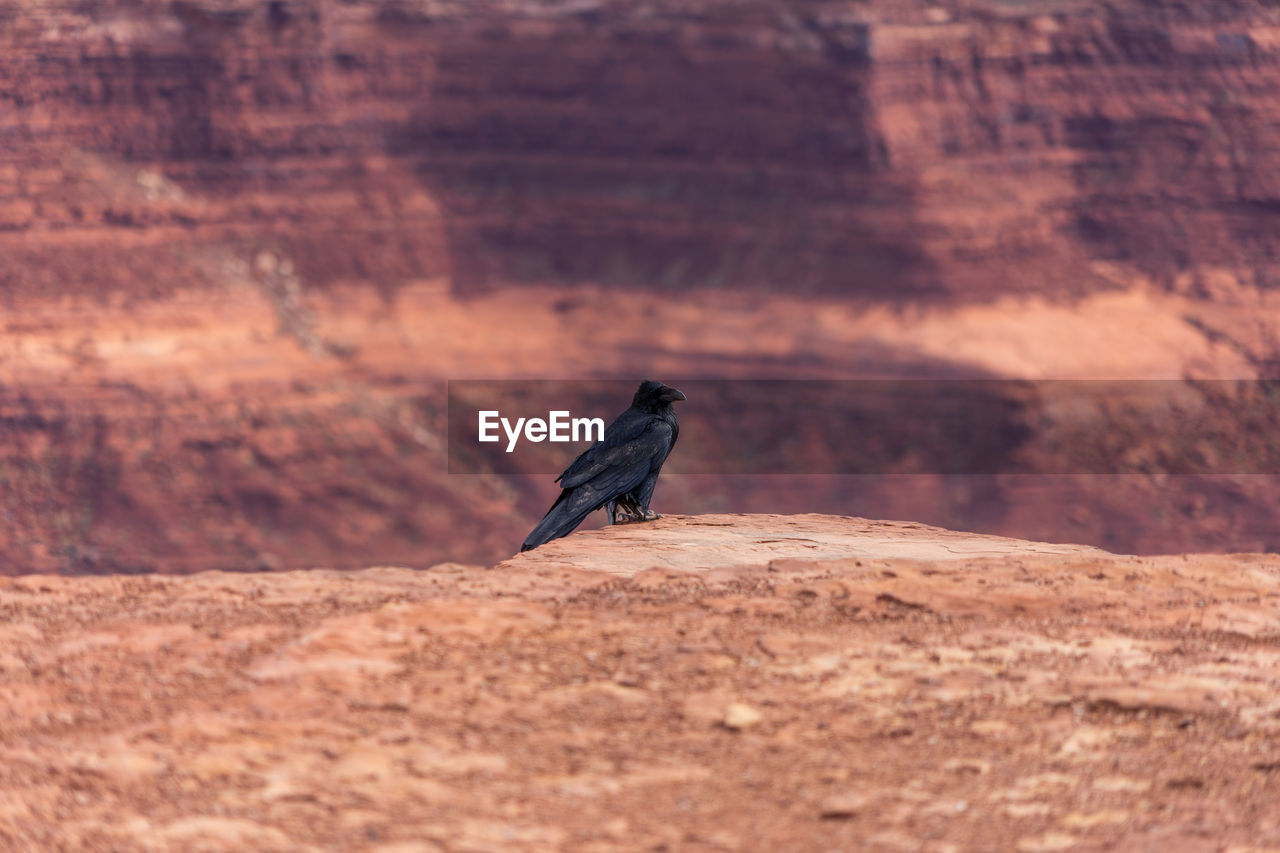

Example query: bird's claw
[617,509,661,524]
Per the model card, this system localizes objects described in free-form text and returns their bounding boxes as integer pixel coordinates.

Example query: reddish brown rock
[3,0,1280,573]
[496,512,1106,576]
[2,514,1279,850]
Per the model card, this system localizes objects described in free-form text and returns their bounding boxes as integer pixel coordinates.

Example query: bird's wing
[557,412,669,489]
[557,420,673,490]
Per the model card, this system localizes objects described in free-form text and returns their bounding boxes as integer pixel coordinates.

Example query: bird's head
[633,379,687,410]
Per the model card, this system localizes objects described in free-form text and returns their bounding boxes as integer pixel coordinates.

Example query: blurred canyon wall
[2,0,1279,572]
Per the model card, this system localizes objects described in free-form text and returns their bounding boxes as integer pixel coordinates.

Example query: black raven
[520,380,686,552]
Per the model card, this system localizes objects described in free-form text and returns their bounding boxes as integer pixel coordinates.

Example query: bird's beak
[667,388,687,402]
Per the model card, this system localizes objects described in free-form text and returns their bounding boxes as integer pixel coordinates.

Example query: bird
[520,380,686,552]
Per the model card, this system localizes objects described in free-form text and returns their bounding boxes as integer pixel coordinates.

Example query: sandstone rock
[0,514,1276,849]
[2,0,1280,579]
[819,792,873,819]
[722,702,763,731]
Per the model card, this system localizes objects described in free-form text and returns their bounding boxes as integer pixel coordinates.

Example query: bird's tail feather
[520,493,598,552]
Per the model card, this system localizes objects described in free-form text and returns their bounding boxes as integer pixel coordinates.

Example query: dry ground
[2,514,1279,851]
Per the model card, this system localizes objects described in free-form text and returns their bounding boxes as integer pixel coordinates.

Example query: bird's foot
[616,508,661,524]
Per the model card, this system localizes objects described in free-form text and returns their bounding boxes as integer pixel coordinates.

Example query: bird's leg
[615,500,661,524]
[611,494,638,523]
[606,494,655,522]
[606,501,618,525]
[614,512,659,525]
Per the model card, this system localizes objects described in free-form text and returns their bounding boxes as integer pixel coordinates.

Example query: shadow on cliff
[390,8,939,300]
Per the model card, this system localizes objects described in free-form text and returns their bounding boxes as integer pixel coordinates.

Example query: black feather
[520,380,685,552]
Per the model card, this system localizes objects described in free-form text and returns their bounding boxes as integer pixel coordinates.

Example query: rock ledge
[2,514,1278,851]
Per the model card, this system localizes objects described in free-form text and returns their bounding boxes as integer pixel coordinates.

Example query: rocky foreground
[2,514,1279,851]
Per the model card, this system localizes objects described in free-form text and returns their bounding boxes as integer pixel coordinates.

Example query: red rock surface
[496,513,1108,575]
[3,0,1280,573]
[3,514,1279,850]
